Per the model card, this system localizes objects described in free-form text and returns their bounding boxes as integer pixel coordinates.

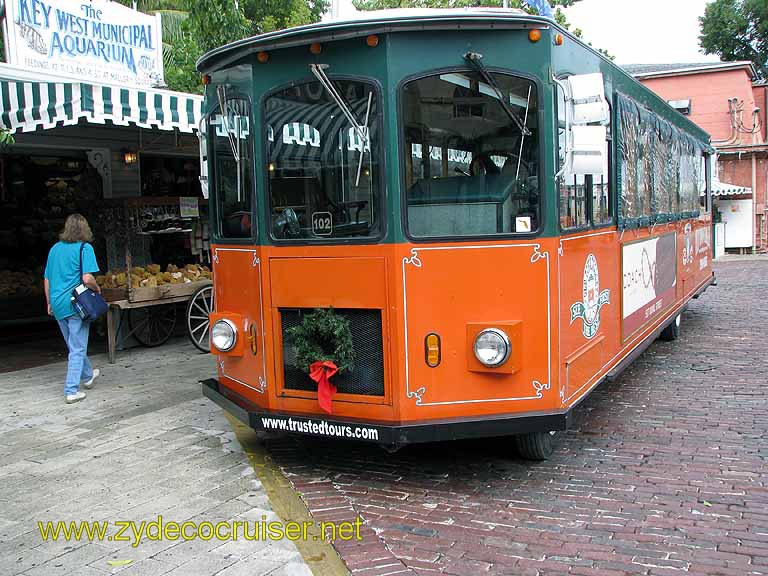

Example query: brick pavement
[263,261,768,576]
[0,340,313,576]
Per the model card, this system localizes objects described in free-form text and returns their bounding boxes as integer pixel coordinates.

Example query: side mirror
[198,118,209,199]
[568,73,610,125]
[571,125,608,176]
[555,72,609,178]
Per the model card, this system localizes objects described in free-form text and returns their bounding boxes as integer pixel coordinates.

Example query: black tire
[186,284,214,353]
[659,314,681,341]
[514,431,556,460]
[127,304,177,347]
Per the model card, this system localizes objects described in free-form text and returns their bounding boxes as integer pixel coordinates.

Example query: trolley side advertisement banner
[622,233,677,338]
[5,0,164,88]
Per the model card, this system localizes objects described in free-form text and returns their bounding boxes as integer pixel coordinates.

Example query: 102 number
[312,212,332,236]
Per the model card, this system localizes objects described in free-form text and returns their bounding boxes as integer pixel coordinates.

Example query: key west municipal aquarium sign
[4,0,164,88]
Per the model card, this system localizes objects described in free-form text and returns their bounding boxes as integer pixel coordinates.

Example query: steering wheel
[454,166,471,177]
[469,154,502,176]
[274,208,301,238]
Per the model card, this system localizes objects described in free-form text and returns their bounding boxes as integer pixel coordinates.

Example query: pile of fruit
[0,270,45,298]
[97,263,212,289]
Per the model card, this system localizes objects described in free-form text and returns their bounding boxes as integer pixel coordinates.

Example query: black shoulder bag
[71,243,108,321]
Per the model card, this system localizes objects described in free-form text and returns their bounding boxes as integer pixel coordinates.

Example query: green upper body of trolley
[197,9,712,247]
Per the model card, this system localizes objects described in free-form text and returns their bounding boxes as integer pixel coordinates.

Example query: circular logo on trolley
[570,254,611,339]
[682,222,694,267]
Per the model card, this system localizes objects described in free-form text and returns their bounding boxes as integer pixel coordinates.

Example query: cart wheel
[659,314,681,341]
[187,285,214,353]
[127,304,177,347]
[514,431,556,461]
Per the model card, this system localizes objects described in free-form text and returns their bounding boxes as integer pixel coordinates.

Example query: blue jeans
[57,316,94,396]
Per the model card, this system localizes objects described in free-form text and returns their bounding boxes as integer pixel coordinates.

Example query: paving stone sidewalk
[0,340,312,576]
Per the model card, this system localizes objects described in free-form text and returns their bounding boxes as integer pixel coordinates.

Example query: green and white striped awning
[0,78,203,134]
[712,179,752,197]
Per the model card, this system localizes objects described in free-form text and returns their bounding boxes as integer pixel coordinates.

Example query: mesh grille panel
[280,308,385,397]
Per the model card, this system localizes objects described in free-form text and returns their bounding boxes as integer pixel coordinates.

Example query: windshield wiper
[310,64,371,186]
[355,92,373,186]
[463,52,531,137]
[310,64,369,145]
[216,85,244,201]
[216,85,241,163]
[516,85,533,180]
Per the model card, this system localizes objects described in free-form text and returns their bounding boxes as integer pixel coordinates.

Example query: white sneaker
[65,391,86,404]
[82,368,100,390]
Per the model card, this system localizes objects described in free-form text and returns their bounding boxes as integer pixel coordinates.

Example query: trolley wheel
[514,431,556,461]
[127,304,177,347]
[187,284,214,353]
[659,314,681,341]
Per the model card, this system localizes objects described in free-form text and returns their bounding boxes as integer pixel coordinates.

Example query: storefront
[0,0,208,367]
[711,179,753,254]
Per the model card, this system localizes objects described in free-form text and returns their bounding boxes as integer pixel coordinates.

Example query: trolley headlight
[211,319,237,352]
[473,328,511,367]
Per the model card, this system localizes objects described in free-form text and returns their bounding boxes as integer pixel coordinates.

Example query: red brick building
[625,62,767,252]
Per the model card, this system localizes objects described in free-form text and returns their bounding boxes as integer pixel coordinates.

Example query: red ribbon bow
[309,360,339,414]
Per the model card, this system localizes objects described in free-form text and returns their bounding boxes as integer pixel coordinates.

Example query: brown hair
[60,214,93,243]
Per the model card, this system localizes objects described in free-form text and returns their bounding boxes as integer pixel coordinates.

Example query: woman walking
[44,214,101,404]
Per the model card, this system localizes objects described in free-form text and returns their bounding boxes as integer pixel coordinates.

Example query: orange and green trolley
[198,8,715,459]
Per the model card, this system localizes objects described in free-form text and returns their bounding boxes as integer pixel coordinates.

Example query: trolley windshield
[403,71,540,237]
[265,79,380,240]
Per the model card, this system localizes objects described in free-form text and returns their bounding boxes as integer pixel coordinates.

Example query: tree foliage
[114,0,188,71]
[119,0,326,93]
[700,0,768,78]
[244,0,329,34]
[161,0,248,93]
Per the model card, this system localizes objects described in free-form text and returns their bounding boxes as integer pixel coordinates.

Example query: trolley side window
[557,83,613,230]
[402,71,540,238]
[265,79,381,240]
[209,97,254,239]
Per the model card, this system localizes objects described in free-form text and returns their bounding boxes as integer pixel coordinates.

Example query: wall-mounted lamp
[123,150,138,165]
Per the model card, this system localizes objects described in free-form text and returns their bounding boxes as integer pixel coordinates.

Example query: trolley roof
[196,7,711,145]
[197,8,547,74]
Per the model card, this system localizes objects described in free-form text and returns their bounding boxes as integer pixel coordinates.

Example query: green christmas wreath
[287,308,355,374]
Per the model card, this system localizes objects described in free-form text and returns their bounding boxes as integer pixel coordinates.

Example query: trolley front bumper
[202,378,570,448]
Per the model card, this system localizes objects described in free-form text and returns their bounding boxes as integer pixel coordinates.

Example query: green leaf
[159,10,188,44]
[0,129,14,146]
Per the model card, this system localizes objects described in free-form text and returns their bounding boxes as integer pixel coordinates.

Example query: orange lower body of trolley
[202,217,713,459]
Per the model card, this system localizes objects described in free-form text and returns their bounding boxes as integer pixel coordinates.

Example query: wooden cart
[104,280,212,363]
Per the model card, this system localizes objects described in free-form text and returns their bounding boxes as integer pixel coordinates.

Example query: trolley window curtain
[616,92,709,230]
